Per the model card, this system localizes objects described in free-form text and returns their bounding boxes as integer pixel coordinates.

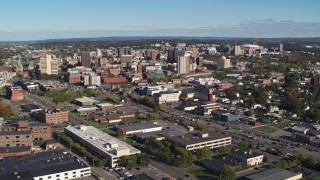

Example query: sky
[1,0,320,41]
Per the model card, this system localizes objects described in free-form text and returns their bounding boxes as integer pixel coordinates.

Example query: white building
[217,56,230,70]
[154,91,181,104]
[229,150,264,167]
[145,85,168,96]
[65,125,141,168]
[116,122,163,135]
[39,54,60,75]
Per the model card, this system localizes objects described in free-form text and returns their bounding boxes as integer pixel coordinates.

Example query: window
[16,136,19,138]
[73,172,76,174]
[73,175,76,177]
[64,173,68,175]
[56,175,60,177]
[48,176,51,179]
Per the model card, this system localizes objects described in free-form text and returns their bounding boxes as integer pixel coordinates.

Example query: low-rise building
[245,168,302,180]
[38,109,69,124]
[0,121,52,158]
[76,107,97,115]
[6,86,24,101]
[220,113,240,122]
[154,91,181,104]
[116,122,163,136]
[229,150,264,167]
[65,125,141,168]
[94,114,122,123]
[96,103,114,111]
[167,131,231,151]
[195,103,223,115]
[0,149,91,180]
[74,97,98,106]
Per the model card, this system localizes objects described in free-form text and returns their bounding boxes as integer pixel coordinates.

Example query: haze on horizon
[1,0,320,41]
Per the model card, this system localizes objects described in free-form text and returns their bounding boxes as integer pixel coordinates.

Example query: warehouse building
[64,125,140,168]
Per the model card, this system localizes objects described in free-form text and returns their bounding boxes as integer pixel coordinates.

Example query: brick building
[103,76,127,84]
[6,86,24,101]
[38,109,69,124]
[0,121,52,158]
[68,75,81,84]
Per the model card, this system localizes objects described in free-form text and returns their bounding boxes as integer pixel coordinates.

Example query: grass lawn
[189,167,220,180]
[258,126,277,134]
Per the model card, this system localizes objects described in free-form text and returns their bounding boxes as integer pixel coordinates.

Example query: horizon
[1,0,320,41]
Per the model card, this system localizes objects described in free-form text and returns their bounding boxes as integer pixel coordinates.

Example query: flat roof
[245,168,302,180]
[65,126,140,157]
[116,122,162,132]
[0,149,89,180]
[229,150,262,160]
[74,97,97,103]
[96,103,114,107]
[0,146,31,153]
[167,131,231,146]
[136,129,186,139]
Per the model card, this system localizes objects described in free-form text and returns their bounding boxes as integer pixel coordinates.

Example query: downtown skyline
[1,0,320,41]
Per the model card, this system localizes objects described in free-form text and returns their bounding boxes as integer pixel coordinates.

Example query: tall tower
[81,51,91,68]
[177,55,190,74]
[217,56,231,70]
[279,43,284,52]
[39,54,59,75]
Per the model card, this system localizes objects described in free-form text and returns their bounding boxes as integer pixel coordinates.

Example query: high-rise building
[234,45,242,56]
[175,48,186,62]
[196,57,204,66]
[81,51,91,68]
[96,48,102,57]
[167,47,175,63]
[279,43,284,52]
[121,55,132,65]
[118,47,130,58]
[39,54,59,75]
[217,56,231,70]
[177,55,190,74]
[151,50,159,61]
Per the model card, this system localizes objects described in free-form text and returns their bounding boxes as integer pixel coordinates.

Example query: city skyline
[1,0,320,41]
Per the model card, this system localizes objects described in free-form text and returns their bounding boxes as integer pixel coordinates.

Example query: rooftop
[167,131,231,146]
[229,150,262,160]
[0,149,89,180]
[74,97,97,103]
[245,168,302,180]
[116,122,162,132]
[65,126,140,157]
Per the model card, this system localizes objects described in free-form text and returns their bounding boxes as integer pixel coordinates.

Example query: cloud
[1,19,320,41]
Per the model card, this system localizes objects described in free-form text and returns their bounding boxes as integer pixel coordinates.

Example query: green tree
[195,147,213,159]
[220,165,236,180]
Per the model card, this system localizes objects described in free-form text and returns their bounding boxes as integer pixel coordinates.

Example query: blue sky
[1,0,320,41]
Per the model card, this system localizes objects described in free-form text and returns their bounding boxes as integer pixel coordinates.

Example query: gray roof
[229,150,262,160]
[0,149,90,179]
[167,131,231,146]
[116,122,161,132]
[0,131,31,135]
[245,168,302,180]
[0,146,31,153]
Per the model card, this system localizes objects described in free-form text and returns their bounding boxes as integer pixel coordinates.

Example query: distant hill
[1,36,320,45]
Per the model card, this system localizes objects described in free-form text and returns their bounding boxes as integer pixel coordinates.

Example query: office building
[96,48,102,57]
[39,54,60,75]
[245,168,302,180]
[81,51,91,68]
[0,149,91,180]
[167,131,231,151]
[217,56,231,70]
[196,57,204,66]
[120,55,132,65]
[167,47,175,63]
[279,43,284,52]
[229,150,264,166]
[151,50,159,61]
[154,91,181,104]
[116,122,163,136]
[234,45,242,55]
[118,47,130,58]
[64,125,141,167]
[177,55,190,74]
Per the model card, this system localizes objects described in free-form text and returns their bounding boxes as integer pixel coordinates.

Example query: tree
[195,147,212,159]
[136,153,151,167]
[220,165,236,180]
